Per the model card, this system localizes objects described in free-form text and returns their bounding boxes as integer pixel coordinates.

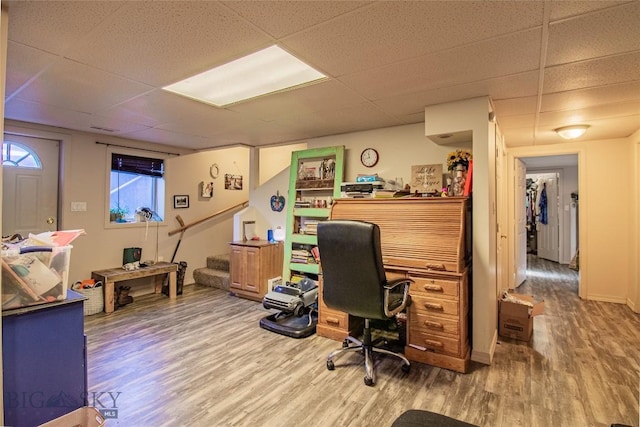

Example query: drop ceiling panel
[541,81,640,113]
[222,1,372,39]
[226,80,366,122]
[548,1,632,22]
[498,114,536,130]
[546,2,640,66]
[377,73,539,118]
[493,96,539,118]
[99,89,222,128]
[502,128,537,147]
[65,1,273,86]
[281,1,544,77]
[543,52,640,94]
[5,0,124,55]
[537,101,640,126]
[341,29,541,101]
[5,42,58,98]
[4,98,91,130]
[123,127,214,150]
[16,58,153,113]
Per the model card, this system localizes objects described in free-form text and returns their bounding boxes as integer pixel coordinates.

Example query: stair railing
[167,200,248,237]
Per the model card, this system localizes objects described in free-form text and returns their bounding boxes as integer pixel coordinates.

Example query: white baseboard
[471,330,497,365]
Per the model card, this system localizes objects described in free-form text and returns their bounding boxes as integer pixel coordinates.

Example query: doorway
[2,133,60,237]
[515,154,580,294]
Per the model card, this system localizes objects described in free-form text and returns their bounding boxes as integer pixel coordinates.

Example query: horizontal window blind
[111,153,164,178]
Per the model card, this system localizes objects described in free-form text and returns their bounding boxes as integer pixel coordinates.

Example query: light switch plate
[71,201,87,212]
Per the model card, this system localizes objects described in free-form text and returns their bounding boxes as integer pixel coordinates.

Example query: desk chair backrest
[317,220,388,320]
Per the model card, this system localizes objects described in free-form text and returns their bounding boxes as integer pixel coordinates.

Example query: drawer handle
[423,284,443,292]
[326,317,341,325]
[424,302,443,311]
[425,321,444,329]
[426,263,446,271]
[424,339,444,348]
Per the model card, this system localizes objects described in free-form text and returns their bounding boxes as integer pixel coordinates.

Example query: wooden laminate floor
[84,257,640,427]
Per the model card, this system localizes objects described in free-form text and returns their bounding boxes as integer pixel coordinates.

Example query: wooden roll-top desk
[317,197,472,373]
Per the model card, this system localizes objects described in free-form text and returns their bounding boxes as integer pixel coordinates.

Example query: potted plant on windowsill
[110,207,129,222]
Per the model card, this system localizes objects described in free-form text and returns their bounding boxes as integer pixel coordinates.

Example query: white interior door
[537,174,559,262]
[2,134,60,237]
[515,158,527,286]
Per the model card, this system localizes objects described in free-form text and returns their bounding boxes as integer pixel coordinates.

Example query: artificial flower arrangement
[446,149,472,171]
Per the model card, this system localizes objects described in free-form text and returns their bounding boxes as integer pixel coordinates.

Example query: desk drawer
[410,312,460,337]
[408,330,461,357]
[409,276,459,299]
[319,306,349,330]
[410,295,459,318]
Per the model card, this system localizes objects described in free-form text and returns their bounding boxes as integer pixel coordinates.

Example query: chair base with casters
[326,318,411,386]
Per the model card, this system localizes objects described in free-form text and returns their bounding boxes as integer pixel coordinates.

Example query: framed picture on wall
[173,195,189,209]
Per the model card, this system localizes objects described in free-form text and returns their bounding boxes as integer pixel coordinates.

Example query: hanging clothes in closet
[539,182,548,225]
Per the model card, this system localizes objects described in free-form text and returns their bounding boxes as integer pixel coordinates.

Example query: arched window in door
[2,141,42,168]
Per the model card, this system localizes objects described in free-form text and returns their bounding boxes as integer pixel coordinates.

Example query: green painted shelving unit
[282,146,345,284]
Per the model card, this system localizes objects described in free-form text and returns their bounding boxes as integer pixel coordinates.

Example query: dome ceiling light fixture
[555,124,590,140]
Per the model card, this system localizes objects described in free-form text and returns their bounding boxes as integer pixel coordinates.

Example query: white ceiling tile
[493,96,539,118]
[226,80,366,122]
[340,29,541,101]
[16,58,153,113]
[282,1,543,77]
[541,81,640,112]
[376,74,539,118]
[548,1,632,22]
[66,1,272,86]
[222,1,372,39]
[5,0,124,55]
[537,101,640,127]
[5,42,58,98]
[498,114,537,130]
[543,52,640,94]
[546,2,640,66]
[4,97,91,129]
[122,127,214,150]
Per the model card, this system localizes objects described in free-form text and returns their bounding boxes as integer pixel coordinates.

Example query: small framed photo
[173,195,189,209]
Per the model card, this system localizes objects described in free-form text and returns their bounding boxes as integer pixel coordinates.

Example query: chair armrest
[383,278,414,317]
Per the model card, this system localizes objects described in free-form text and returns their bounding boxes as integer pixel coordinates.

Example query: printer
[340,181,385,198]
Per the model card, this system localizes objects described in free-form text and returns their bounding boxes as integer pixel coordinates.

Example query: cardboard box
[499,292,545,341]
[39,407,106,427]
[1,245,72,310]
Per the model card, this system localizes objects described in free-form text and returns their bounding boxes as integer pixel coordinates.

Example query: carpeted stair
[193,253,230,290]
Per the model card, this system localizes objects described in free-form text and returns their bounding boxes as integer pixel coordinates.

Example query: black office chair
[317,220,413,386]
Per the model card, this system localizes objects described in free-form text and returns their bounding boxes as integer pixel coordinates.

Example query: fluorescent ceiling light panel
[163,45,326,106]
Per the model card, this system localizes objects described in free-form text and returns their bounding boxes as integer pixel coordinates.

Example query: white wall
[632,129,640,312]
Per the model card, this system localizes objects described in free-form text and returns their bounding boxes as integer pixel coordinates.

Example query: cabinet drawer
[408,330,461,357]
[410,312,460,337]
[410,295,460,318]
[319,307,348,330]
[409,276,459,299]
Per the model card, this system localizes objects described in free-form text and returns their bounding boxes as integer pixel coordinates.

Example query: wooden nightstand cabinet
[229,241,283,302]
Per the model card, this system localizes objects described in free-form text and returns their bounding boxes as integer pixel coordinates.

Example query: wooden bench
[91,262,178,313]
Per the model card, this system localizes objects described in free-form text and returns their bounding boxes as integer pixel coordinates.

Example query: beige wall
[630,129,640,311]
[507,134,638,309]
[2,120,257,295]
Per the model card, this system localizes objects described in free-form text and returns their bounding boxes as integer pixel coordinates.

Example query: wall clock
[360,148,379,168]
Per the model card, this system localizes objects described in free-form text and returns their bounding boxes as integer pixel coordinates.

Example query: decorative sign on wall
[410,164,443,194]
[224,174,243,190]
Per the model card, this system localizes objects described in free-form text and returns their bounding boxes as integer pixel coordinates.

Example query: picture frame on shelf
[173,195,189,209]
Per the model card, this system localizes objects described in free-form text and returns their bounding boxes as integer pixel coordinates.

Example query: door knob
[46,217,55,225]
